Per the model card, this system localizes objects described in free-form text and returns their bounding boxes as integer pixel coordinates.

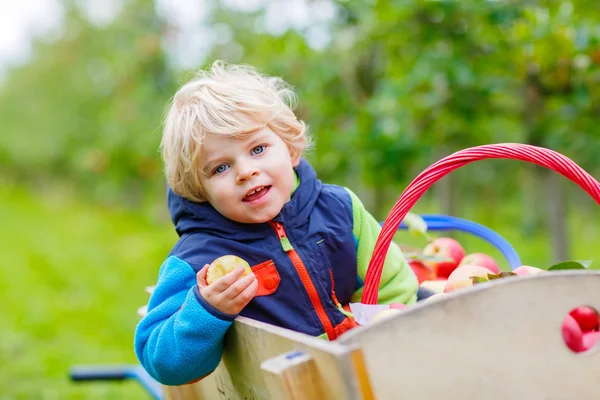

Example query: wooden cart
[72,144,600,399]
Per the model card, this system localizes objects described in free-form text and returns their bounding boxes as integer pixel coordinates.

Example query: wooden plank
[348,347,375,400]
[261,351,326,399]
[338,270,600,400]
[164,316,363,400]
[163,383,205,400]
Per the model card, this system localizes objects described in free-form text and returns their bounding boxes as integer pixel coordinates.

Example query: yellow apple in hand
[206,255,252,285]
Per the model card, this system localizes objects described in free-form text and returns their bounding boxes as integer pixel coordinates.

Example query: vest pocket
[250,260,281,297]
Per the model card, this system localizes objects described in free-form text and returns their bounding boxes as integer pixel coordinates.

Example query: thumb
[196,264,210,288]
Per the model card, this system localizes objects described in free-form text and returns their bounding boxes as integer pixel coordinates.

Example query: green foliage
[0,0,175,205]
[1,0,600,205]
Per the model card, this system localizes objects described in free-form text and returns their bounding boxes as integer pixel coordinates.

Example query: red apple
[570,306,599,332]
[423,238,466,279]
[444,265,494,293]
[583,331,600,351]
[459,253,500,274]
[562,314,585,352]
[512,265,544,276]
[409,260,436,284]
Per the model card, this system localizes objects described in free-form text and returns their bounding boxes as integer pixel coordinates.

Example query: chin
[231,210,275,224]
[254,212,278,224]
[250,210,281,224]
[227,201,284,224]
[237,217,271,224]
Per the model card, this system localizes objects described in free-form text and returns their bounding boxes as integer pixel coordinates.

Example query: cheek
[202,181,227,204]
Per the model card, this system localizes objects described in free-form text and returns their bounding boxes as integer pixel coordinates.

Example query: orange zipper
[329,269,341,306]
[329,268,354,319]
[269,221,336,340]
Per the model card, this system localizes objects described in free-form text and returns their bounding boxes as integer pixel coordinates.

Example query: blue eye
[214,164,229,174]
[251,145,266,155]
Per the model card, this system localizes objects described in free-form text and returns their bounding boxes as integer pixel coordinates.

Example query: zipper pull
[269,221,285,238]
[269,222,294,252]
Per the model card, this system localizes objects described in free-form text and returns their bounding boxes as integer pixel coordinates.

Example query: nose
[236,161,260,184]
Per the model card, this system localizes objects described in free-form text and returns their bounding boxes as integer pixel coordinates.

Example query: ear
[290,148,301,167]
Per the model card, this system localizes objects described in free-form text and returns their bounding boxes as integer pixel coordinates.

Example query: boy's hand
[197,264,258,315]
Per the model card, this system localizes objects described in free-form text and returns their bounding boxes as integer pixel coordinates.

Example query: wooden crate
[160,270,600,400]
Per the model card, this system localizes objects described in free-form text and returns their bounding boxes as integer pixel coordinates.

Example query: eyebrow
[201,154,226,175]
[247,130,270,145]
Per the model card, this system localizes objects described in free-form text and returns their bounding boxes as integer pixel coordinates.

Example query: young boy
[134,61,418,386]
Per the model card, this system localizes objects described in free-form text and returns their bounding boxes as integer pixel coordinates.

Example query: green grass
[0,183,597,399]
[0,185,176,399]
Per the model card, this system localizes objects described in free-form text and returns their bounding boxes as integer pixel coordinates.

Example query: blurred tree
[330,1,525,217]
[505,1,600,261]
[0,0,175,206]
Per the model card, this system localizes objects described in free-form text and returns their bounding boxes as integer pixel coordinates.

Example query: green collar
[293,171,300,192]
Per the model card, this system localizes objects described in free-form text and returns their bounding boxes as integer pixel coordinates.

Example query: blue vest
[167,159,358,339]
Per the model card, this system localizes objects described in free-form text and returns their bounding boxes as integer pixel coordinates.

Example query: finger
[209,266,248,293]
[196,264,210,289]
[231,279,258,309]
[221,273,257,299]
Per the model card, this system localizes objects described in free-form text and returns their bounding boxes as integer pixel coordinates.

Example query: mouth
[242,185,271,202]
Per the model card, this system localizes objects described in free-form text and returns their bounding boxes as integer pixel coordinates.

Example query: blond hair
[161,60,311,202]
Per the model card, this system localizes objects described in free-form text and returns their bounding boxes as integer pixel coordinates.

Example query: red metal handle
[361,143,600,304]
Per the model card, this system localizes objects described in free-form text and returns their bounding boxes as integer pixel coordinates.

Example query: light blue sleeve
[134,256,234,386]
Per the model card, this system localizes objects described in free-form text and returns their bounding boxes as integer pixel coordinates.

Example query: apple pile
[408,240,600,353]
[427,262,599,352]
[408,236,503,288]
[399,216,599,353]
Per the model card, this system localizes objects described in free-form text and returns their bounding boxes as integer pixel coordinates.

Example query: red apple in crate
[459,253,500,274]
[512,265,544,276]
[570,306,599,332]
[583,331,600,351]
[444,265,494,293]
[409,260,436,284]
[562,314,585,352]
[423,238,466,279]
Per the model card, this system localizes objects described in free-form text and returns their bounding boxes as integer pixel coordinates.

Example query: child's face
[198,127,300,224]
